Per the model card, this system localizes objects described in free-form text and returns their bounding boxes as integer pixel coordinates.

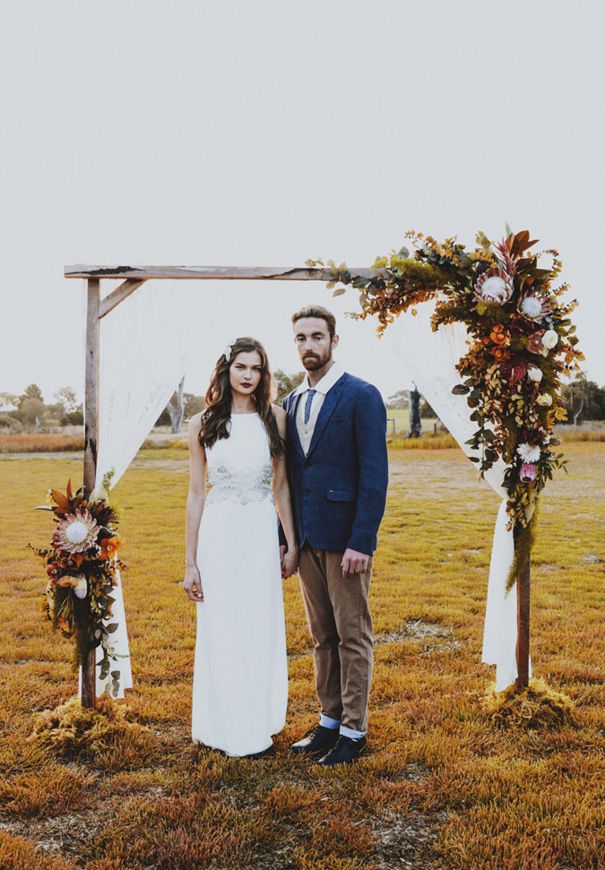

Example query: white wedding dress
[192,412,288,756]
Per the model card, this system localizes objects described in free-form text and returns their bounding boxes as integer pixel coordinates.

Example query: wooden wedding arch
[65,265,530,709]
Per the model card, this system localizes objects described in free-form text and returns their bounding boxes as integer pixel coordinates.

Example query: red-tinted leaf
[51,489,69,511]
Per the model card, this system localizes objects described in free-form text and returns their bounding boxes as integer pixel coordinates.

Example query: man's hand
[341,548,370,576]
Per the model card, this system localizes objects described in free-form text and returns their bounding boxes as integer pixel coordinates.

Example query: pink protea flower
[53,509,98,554]
[474,269,514,305]
[519,463,537,482]
[517,291,553,322]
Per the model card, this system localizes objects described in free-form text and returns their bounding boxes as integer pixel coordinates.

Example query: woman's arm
[183,413,207,602]
[272,406,298,577]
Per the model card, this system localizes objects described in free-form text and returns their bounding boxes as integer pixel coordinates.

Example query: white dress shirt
[292,363,344,455]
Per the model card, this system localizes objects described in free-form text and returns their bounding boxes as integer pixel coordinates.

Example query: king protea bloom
[474,269,514,305]
[517,292,553,321]
[53,509,98,554]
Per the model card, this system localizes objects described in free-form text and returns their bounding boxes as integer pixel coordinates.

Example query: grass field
[0,444,603,868]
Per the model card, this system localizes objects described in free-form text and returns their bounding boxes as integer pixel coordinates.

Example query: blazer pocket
[326,489,354,502]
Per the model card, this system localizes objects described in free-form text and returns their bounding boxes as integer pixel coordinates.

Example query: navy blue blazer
[282,371,388,556]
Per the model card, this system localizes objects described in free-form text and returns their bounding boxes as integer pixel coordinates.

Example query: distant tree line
[0,385,83,432]
[2,372,604,436]
[388,373,605,428]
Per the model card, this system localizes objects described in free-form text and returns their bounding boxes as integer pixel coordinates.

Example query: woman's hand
[281,546,299,579]
[183,565,204,602]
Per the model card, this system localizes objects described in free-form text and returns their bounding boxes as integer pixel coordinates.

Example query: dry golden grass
[0,443,603,867]
[2,422,603,455]
[0,433,84,453]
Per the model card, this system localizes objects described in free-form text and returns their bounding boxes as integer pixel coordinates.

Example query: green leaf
[332,287,346,297]
[106,623,119,633]
[452,384,470,395]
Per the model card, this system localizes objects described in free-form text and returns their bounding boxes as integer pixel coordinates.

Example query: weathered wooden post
[514,525,530,688]
[82,277,100,709]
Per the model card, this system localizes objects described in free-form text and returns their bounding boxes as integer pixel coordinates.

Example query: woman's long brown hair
[198,337,283,457]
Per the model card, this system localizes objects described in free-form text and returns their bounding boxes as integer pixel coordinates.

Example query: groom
[281,305,388,766]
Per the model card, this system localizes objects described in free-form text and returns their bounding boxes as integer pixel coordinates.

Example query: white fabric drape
[80,282,188,699]
[383,303,530,690]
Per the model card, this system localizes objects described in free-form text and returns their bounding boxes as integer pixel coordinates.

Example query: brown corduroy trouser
[298,544,373,734]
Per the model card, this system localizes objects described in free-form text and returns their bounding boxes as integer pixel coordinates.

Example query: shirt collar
[293,362,344,397]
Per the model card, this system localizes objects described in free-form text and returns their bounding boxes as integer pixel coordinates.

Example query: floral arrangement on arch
[29,475,126,694]
[307,228,583,582]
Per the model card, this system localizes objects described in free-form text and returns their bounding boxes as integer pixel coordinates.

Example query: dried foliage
[28,478,126,692]
[309,229,583,544]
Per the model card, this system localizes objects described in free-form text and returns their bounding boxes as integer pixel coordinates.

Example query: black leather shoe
[290,725,340,755]
[316,735,367,766]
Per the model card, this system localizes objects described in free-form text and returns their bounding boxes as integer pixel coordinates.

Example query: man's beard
[302,351,331,371]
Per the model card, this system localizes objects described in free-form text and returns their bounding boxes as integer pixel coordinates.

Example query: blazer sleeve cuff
[345,533,375,557]
[278,521,287,547]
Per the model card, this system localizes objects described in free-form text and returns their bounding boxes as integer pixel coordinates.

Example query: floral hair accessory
[224,338,238,362]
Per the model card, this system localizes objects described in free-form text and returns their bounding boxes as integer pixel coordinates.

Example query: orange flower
[492,346,510,361]
[101,536,121,559]
[490,324,510,346]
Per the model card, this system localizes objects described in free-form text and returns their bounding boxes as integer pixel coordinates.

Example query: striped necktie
[303,389,317,424]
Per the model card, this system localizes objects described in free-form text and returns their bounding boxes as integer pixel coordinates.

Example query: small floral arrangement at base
[29,472,126,691]
[308,227,583,587]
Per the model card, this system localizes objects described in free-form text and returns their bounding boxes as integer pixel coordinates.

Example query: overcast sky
[1,1,603,404]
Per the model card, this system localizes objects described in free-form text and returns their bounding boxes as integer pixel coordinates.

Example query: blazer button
[304,488,311,495]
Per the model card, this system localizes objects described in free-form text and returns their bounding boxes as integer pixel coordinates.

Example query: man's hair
[291,305,337,339]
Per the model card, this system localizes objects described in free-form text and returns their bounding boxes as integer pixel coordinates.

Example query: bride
[182,337,298,757]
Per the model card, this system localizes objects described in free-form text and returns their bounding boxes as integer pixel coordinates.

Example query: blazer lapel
[306,374,347,460]
[287,392,306,462]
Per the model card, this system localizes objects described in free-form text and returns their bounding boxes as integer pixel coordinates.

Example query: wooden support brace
[98,278,147,319]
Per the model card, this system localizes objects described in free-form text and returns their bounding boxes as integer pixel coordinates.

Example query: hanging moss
[506,500,540,592]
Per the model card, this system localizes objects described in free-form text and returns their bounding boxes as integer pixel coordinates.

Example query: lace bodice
[205,413,274,506]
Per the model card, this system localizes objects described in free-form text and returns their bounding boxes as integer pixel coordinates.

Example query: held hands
[341,548,370,576]
[183,565,204,602]
[279,544,299,579]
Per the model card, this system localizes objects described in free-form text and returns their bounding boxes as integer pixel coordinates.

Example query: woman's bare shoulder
[272,404,287,421]
[189,411,204,429]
